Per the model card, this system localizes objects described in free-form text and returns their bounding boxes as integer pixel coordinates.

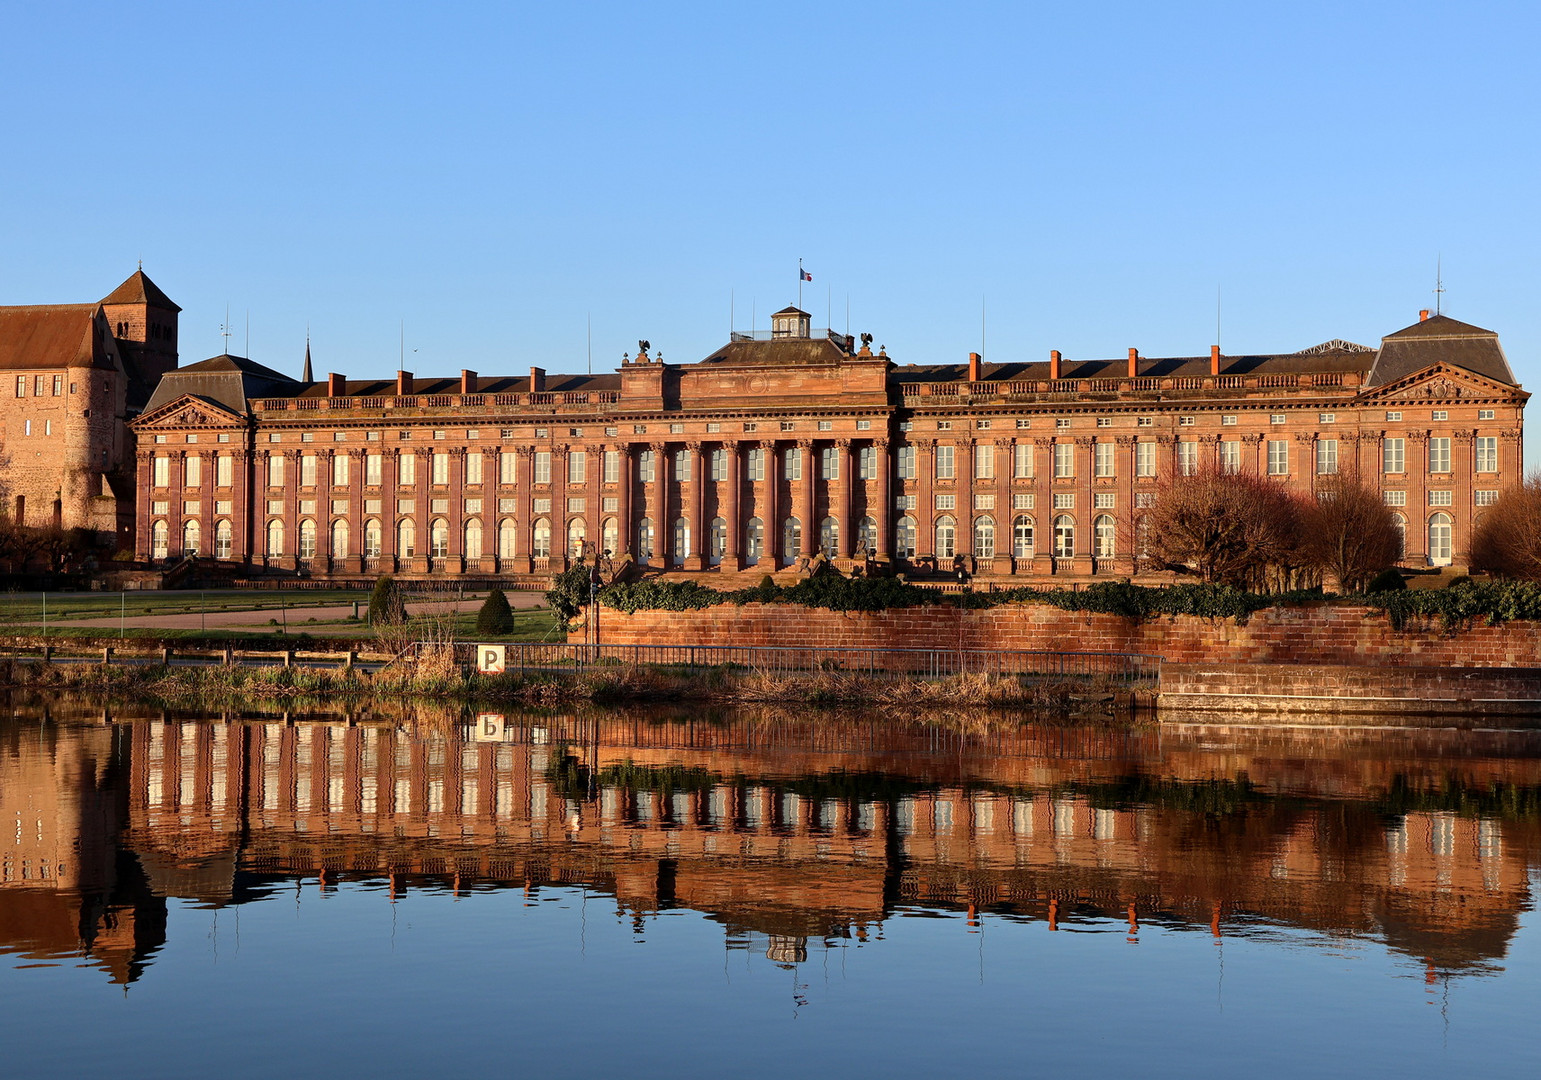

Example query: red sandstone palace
[2,275,1510,583]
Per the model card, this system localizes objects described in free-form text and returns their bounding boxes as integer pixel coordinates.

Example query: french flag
[800,267,812,282]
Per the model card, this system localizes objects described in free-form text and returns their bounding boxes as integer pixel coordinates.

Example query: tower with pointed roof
[99,268,180,398]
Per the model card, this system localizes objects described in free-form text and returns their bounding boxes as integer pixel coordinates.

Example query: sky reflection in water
[1,695,1538,1078]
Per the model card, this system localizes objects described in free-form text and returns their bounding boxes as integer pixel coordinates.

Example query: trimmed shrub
[476,589,515,634]
[368,576,407,625]
[1364,568,1406,594]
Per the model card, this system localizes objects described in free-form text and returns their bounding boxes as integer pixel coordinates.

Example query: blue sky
[2,1,1537,404]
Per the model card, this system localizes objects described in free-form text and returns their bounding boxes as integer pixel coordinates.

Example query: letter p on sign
[477,644,506,674]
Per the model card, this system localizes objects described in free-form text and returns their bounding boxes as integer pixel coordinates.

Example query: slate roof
[142,354,303,416]
[1365,314,1515,388]
[700,336,853,367]
[891,346,1375,385]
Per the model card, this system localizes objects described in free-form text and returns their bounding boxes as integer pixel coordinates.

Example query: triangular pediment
[1358,362,1525,404]
[131,394,247,431]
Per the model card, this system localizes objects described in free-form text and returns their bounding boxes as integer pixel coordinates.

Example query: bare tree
[1299,473,1402,592]
[1469,474,1541,580]
[1140,460,1304,590]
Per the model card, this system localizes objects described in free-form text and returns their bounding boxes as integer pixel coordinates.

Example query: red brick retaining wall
[586,603,1541,669]
[1160,662,1541,717]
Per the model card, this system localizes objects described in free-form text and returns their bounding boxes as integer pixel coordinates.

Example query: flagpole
[798,258,803,310]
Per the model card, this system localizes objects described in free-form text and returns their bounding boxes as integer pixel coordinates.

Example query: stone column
[835,439,853,559]
[650,441,669,565]
[135,449,153,561]
[1033,437,1054,575]
[414,447,433,574]
[585,442,602,565]
[316,449,335,567]
[515,446,535,572]
[1293,432,1318,500]
[285,449,303,571]
[795,439,815,562]
[551,446,570,569]
[759,440,778,567]
[685,441,705,570]
[233,447,252,564]
[381,448,400,570]
[873,439,892,562]
[723,441,742,569]
[1405,430,1429,563]
[448,446,467,572]
[616,444,634,559]
[993,438,1012,573]
[915,438,936,564]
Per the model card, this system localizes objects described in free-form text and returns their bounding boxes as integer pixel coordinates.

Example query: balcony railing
[255,389,623,414]
[897,369,1361,403]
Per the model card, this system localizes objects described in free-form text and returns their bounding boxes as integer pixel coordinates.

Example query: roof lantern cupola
[771,306,811,340]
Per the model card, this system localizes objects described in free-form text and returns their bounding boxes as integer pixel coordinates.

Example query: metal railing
[483,642,1160,684]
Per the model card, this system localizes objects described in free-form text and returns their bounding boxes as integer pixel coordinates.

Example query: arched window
[532,517,552,558]
[973,515,995,559]
[673,517,690,564]
[397,518,415,558]
[857,516,877,555]
[498,518,517,559]
[430,518,449,559]
[1428,512,1453,565]
[745,517,763,564]
[152,520,169,560]
[637,518,653,563]
[299,519,317,560]
[1094,514,1116,558]
[895,516,917,559]
[819,516,839,558]
[1391,512,1406,560]
[709,517,727,565]
[934,515,956,559]
[1053,515,1075,558]
[568,518,586,558]
[365,519,383,558]
[331,518,349,558]
[182,518,200,557]
[602,517,618,556]
[1012,515,1034,558]
[215,519,233,559]
[465,518,483,561]
[267,518,285,557]
[783,517,802,564]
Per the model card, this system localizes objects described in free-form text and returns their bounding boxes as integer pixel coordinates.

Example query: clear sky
[2,1,1537,409]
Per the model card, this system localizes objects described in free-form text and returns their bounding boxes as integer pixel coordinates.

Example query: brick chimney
[530,366,546,393]
[461,369,477,394]
[968,352,981,381]
[1210,345,1221,377]
[396,370,412,395]
[1127,348,1139,379]
[326,372,346,396]
[1049,349,1062,380]
[1419,309,1431,322]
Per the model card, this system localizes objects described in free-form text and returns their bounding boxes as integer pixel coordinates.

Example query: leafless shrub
[1139,460,1305,590]
[1469,473,1541,580]
[1299,473,1402,592]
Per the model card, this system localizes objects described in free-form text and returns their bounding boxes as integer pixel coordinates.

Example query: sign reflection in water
[3,699,1538,989]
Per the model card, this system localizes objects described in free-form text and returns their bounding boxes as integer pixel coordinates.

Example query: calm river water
[2,693,1539,1078]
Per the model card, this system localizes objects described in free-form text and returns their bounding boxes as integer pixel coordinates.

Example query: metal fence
[474,642,1160,684]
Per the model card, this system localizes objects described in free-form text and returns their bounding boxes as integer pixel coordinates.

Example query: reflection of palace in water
[4,700,1540,983]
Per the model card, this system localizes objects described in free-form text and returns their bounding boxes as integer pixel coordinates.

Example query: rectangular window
[1383,438,1405,473]
[397,498,415,515]
[1270,414,1286,424]
[399,454,416,486]
[1220,440,1240,474]
[1094,442,1114,478]
[937,420,952,431]
[602,497,618,512]
[746,447,765,482]
[817,420,833,432]
[182,500,200,516]
[1383,490,1406,507]
[1429,490,1453,506]
[857,419,871,431]
[897,445,916,479]
[1475,489,1499,506]
[432,452,449,485]
[780,421,796,432]
[267,455,284,488]
[52,374,62,395]
[34,375,45,396]
[1432,410,1448,421]
[710,448,727,481]
[935,445,955,479]
[821,446,839,479]
[1056,418,1070,430]
[1016,418,1032,429]
[14,376,24,397]
[673,448,692,482]
[301,432,314,443]
[567,450,585,485]
[1094,492,1115,509]
[1136,441,1156,478]
[604,450,620,484]
[1053,443,1074,478]
[784,446,802,481]
[1053,493,1074,509]
[361,454,379,485]
[1135,492,1156,509]
[1179,416,1195,427]
[217,455,233,488]
[934,494,955,510]
[974,493,995,509]
[895,495,917,511]
[534,451,551,484]
[669,423,684,434]
[499,451,516,485]
[1319,413,1336,424]
[466,451,484,485]
[1013,442,1033,479]
[706,422,720,434]
[1316,439,1339,475]
[639,449,656,482]
[216,500,233,515]
[23,419,30,436]
[1476,436,1497,472]
[532,498,552,514]
[1428,437,1451,473]
[975,444,995,479]
[1385,411,1402,422]
[153,455,170,487]
[266,499,284,515]
[300,454,317,487]
[1012,493,1035,510]
[332,454,350,487]
[978,419,993,431]
[858,445,877,479]
[566,497,585,513]
[1221,415,1237,426]
[1177,442,1197,477]
[1137,416,1153,427]
[1479,409,1495,421]
[1268,440,1288,475]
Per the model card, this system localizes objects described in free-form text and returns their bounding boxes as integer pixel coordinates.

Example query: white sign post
[476,644,506,674]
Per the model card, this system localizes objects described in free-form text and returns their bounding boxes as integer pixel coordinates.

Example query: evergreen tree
[477,588,515,634]
[368,575,407,625]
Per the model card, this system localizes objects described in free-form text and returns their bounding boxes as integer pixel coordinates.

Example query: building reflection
[3,697,1539,984]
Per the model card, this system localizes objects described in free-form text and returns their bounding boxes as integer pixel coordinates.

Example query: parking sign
[476,644,506,674]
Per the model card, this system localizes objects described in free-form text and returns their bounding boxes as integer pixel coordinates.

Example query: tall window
[399,454,416,486]
[973,515,995,558]
[1476,436,1497,473]
[299,520,317,560]
[498,519,516,559]
[532,518,551,558]
[819,516,839,557]
[602,517,619,555]
[1428,437,1451,473]
[1053,515,1075,558]
[215,519,233,559]
[636,518,653,562]
[1014,442,1033,479]
[975,444,995,480]
[432,452,450,485]
[397,518,415,558]
[638,450,655,483]
[1428,512,1453,565]
[301,454,317,487]
[184,455,202,488]
[1390,513,1406,558]
[1135,442,1156,478]
[465,519,483,561]
[151,520,169,559]
[331,518,349,557]
[673,448,691,482]
[895,516,917,558]
[784,446,802,481]
[1094,442,1114,478]
[746,447,765,482]
[857,516,877,553]
[897,445,917,480]
[1220,440,1240,474]
[467,451,484,485]
[266,455,283,488]
[1316,439,1339,475]
[935,445,955,480]
[1268,440,1288,476]
[365,519,383,558]
[217,455,233,488]
[1383,438,1405,474]
[821,446,840,480]
[934,515,956,558]
[1177,442,1197,477]
[1012,515,1034,557]
[534,451,552,484]
[745,517,763,563]
[569,519,587,559]
[1093,514,1116,558]
[332,454,350,487]
[183,519,200,557]
[710,448,727,482]
[858,445,878,479]
[568,450,586,484]
[604,449,620,484]
[709,517,727,563]
[672,517,690,562]
[1053,443,1074,478]
[499,451,516,485]
[783,517,802,562]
